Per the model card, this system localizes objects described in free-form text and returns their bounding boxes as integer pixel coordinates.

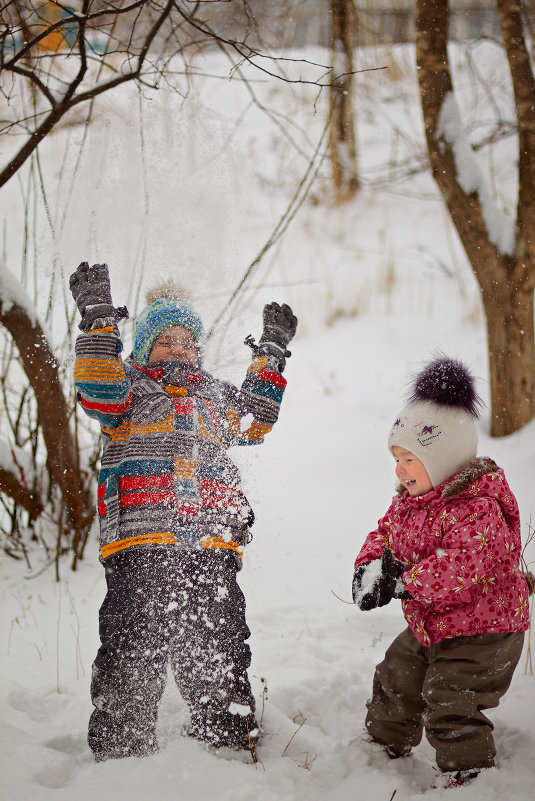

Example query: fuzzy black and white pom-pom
[408,356,482,417]
[146,281,191,306]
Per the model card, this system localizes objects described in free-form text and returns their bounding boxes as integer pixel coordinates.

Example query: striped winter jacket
[74,324,287,562]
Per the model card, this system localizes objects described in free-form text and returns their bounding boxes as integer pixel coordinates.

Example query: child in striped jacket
[70,262,297,761]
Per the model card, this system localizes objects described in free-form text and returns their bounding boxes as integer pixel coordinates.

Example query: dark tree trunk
[0,296,95,558]
[415,0,535,436]
[329,0,360,202]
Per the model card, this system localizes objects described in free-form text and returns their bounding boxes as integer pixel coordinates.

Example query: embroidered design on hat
[390,416,442,445]
[414,421,441,446]
[390,417,406,434]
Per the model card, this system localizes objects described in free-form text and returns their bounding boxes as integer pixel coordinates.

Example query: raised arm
[71,262,131,431]
[225,302,298,446]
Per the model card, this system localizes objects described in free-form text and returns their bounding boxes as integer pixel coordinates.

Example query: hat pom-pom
[408,356,482,417]
[146,282,191,306]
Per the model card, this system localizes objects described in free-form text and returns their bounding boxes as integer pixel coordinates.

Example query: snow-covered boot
[188,710,260,752]
[432,768,480,789]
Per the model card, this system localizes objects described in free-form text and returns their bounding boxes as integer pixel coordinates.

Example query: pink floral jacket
[354,458,531,646]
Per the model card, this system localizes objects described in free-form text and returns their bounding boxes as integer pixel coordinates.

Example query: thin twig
[282,715,307,758]
[207,101,333,342]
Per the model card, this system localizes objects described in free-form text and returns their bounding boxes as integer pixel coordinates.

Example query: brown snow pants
[366,627,525,771]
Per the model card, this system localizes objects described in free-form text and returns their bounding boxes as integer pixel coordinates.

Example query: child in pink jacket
[353,357,530,789]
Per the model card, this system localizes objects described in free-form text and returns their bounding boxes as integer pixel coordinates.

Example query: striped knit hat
[133,288,203,365]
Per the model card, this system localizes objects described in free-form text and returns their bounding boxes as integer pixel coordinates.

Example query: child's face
[392,446,433,497]
[148,326,199,366]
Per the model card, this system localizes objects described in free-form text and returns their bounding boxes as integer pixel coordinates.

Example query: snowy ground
[1,43,534,800]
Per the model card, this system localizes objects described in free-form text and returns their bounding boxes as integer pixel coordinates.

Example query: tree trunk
[482,280,535,436]
[415,0,535,436]
[329,0,360,202]
[0,296,95,557]
[498,0,535,237]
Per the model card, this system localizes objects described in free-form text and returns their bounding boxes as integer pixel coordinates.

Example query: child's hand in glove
[353,549,412,610]
[70,262,128,331]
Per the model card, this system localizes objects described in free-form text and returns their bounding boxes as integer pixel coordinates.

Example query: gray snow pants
[88,547,257,760]
[366,626,525,771]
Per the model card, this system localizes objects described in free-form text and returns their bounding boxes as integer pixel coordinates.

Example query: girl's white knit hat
[388,357,482,488]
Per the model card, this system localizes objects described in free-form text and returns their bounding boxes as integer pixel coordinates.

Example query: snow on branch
[0,263,40,326]
[437,92,514,256]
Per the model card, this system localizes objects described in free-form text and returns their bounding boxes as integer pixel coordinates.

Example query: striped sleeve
[225,354,287,446]
[74,326,132,430]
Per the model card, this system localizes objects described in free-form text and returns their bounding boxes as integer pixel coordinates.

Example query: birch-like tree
[415,0,535,436]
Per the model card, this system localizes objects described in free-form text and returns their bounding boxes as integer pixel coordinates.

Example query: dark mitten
[382,548,412,600]
[257,302,297,370]
[352,557,396,611]
[260,302,298,349]
[244,302,297,372]
[69,262,128,331]
[393,581,413,601]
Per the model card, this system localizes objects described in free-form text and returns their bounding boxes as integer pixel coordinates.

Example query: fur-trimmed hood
[441,456,498,497]
[356,456,529,646]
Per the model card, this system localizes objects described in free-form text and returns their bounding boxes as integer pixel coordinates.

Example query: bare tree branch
[0,293,94,543]
[0,460,43,520]
[2,1,148,68]
[0,0,175,188]
[207,100,333,340]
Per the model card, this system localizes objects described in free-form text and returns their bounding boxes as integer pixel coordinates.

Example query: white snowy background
[1,42,534,800]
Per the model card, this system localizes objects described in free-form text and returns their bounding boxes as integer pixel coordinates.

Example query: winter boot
[188,710,260,752]
[360,733,412,760]
[432,769,480,789]
[384,743,412,760]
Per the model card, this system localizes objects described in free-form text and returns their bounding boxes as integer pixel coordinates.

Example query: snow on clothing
[74,320,287,757]
[74,324,286,562]
[354,457,530,647]
[89,548,257,758]
[132,297,204,364]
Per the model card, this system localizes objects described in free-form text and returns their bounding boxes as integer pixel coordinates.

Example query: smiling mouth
[406,479,416,486]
